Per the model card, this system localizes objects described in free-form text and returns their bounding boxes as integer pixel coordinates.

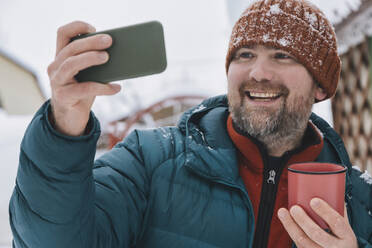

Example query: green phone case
[72,21,167,83]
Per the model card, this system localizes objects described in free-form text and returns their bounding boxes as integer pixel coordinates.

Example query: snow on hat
[225,0,341,101]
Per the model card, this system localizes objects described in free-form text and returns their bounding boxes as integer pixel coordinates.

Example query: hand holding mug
[278,199,357,248]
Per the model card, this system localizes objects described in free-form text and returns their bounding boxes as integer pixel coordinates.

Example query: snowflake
[305,12,318,28]
[192,105,206,114]
[278,38,290,46]
[269,4,281,15]
[263,34,270,42]
[360,171,372,185]
[233,36,243,46]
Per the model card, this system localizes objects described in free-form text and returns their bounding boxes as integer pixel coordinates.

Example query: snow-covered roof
[333,0,372,54]
[311,0,363,25]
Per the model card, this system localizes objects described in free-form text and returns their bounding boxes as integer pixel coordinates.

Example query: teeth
[249,92,280,98]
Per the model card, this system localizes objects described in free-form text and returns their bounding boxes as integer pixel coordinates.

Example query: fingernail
[278,208,287,219]
[101,35,111,45]
[111,84,121,91]
[88,25,96,33]
[99,52,108,61]
[290,205,301,215]
[310,198,321,208]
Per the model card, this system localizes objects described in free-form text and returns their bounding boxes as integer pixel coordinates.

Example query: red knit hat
[226,0,341,100]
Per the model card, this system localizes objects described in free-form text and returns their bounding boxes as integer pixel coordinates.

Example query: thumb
[109,83,121,92]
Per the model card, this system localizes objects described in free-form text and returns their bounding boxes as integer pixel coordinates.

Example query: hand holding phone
[47,21,167,137]
[48,21,119,137]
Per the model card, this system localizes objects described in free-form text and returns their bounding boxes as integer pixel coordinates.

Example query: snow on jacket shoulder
[9,95,372,248]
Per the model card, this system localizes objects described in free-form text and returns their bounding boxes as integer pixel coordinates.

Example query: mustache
[238,80,290,96]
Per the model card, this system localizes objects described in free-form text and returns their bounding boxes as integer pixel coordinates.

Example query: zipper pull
[267,169,276,184]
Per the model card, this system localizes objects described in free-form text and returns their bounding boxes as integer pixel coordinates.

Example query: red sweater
[226,115,324,248]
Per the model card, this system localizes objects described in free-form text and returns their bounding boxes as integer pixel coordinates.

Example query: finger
[56,21,96,56]
[52,34,112,72]
[310,198,352,239]
[55,82,121,102]
[290,205,338,247]
[51,51,109,86]
[278,208,322,248]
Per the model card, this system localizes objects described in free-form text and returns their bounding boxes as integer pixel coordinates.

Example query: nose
[249,59,274,82]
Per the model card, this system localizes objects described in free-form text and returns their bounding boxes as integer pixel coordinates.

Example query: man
[9,0,372,247]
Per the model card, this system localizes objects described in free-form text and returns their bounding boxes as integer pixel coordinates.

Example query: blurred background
[1,0,372,246]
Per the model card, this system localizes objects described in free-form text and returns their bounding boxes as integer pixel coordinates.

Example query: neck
[232,120,307,157]
[259,129,306,157]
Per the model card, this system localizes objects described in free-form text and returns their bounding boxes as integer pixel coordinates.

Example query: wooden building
[332,0,372,173]
[0,49,45,115]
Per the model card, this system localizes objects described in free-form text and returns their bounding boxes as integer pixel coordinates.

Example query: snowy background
[0,0,362,246]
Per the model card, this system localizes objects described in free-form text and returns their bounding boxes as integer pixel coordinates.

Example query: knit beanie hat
[225,0,341,100]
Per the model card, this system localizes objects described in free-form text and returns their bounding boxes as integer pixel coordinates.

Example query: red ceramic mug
[288,162,347,229]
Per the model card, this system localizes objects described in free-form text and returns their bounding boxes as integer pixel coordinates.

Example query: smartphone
[71,21,167,83]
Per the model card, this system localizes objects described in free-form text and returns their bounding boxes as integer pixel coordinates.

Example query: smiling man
[10,0,372,247]
[227,45,326,157]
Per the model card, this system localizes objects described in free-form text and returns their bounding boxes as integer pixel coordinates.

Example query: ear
[314,85,327,101]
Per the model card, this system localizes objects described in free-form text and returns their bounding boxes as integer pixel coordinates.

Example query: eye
[234,51,254,60]
[274,52,292,60]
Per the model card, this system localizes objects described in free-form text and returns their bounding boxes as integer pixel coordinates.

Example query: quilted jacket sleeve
[9,100,149,248]
[357,237,372,248]
[349,168,372,248]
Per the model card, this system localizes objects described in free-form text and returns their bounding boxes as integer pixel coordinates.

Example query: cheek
[227,64,245,105]
[227,63,243,91]
[283,68,314,97]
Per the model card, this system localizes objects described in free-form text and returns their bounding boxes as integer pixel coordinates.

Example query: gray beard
[229,95,314,153]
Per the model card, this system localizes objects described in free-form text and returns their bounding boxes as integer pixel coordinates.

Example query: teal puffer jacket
[10,95,372,248]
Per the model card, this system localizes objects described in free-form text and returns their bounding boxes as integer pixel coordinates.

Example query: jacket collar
[309,113,353,196]
[178,95,241,185]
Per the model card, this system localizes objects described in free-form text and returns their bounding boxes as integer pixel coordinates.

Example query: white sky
[0,0,361,246]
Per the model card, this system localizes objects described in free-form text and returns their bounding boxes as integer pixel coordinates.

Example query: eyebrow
[240,45,283,51]
[239,45,256,50]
